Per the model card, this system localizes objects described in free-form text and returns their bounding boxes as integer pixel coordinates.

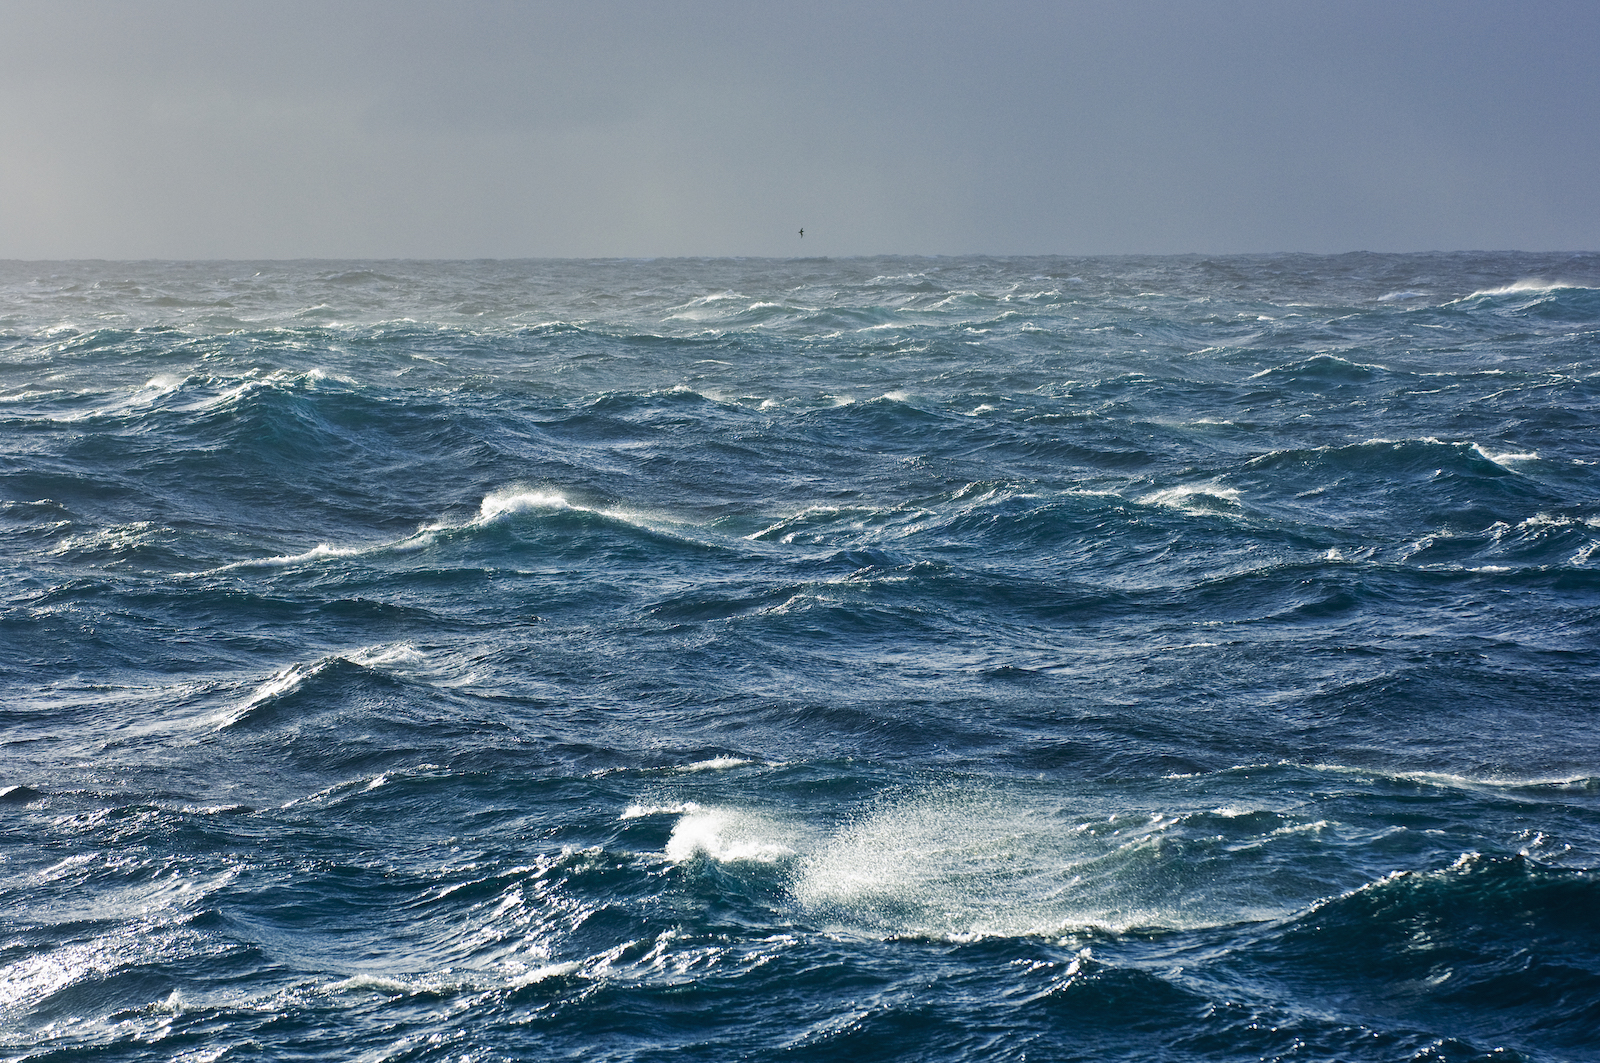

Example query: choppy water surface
[2,254,1598,1062]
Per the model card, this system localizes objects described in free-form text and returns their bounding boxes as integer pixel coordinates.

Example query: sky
[1,0,1596,259]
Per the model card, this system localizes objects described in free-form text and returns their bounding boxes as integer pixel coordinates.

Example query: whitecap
[1462,278,1591,299]
[508,961,582,987]
[1473,445,1538,465]
[1137,482,1242,512]
[1299,761,1596,793]
[346,642,426,668]
[620,800,702,821]
[210,542,365,572]
[210,659,328,729]
[674,756,755,773]
[663,806,800,864]
[325,973,414,994]
[201,488,583,575]
[476,488,569,522]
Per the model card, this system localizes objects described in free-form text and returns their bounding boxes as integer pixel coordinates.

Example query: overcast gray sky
[1,0,1596,258]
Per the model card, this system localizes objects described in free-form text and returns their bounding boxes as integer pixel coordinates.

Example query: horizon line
[3,249,1599,265]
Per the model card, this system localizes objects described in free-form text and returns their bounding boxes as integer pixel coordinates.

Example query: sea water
[2,254,1598,1061]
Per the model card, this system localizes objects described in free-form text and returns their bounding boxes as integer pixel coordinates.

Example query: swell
[4,254,1600,1063]
[5,759,1597,1062]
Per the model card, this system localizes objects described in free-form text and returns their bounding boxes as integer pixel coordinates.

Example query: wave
[210,655,371,730]
[1233,437,1565,539]
[1174,760,1600,804]
[651,785,1360,941]
[201,651,467,785]
[202,486,718,575]
[208,541,368,572]
[1443,278,1600,320]
[1248,854,1600,1042]
[1248,353,1389,383]
[623,789,1600,1057]
[1137,481,1244,515]
[1461,278,1599,299]
[325,960,583,999]
[1245,436,1526,476]
[12,365,374,426]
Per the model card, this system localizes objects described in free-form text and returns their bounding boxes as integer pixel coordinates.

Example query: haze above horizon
[2,0,1596,260]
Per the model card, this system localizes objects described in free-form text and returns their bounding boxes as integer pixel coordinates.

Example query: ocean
[2,254,1598,1062]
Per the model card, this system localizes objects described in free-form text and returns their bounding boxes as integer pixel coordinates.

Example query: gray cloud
[1,0,1595,257]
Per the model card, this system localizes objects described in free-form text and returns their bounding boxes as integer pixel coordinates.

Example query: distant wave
[1464,278,1598,298]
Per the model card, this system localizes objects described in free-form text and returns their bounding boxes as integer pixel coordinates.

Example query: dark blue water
[3,254,1599,1062]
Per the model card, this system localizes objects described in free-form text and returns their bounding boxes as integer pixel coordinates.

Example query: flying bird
[798,228,804,238]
